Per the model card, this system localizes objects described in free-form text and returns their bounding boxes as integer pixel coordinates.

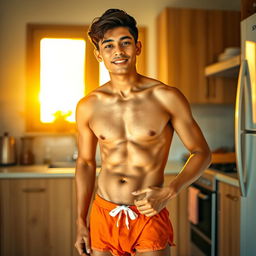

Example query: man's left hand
[132,186,177,217]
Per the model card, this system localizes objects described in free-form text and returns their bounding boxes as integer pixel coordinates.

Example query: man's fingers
[136,203,152,211]
[132,188,152,195]
[74,242,85,255]
[145,211,158,217]
[83,236,91,254]
[134,199,148,207]
[140,208,154,214]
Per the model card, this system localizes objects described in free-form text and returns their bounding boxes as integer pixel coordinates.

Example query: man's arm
[160,86,212,192]
[75,95,98,255]
[133,85,211,216]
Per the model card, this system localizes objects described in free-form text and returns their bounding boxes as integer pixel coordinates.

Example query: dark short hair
[88,9,138,50]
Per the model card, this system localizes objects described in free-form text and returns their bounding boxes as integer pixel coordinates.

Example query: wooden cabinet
[0,178,73,256]
[164,175,189,256]
[217,182,240,256]
[156,8,240,104]
[241,0,256,20]
[0,175,187,256]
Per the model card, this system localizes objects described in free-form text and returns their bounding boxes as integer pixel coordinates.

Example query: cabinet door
[218,182,240,256]
[206,10,240,103]
[0,178,73,256]
[157,8,208,104]
[164,175,189,256]
[157,8,240,104]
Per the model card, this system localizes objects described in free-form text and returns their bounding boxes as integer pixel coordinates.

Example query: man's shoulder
[77,84,110,107]
[152,83,189,113]
[152,82,183,101]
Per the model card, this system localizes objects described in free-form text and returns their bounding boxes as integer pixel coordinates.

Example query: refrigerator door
[235,59,250,196]
[240,133,256,256]
[243,13,256,131]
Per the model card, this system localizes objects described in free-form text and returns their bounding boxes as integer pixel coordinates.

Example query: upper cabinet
[156,8,240,104]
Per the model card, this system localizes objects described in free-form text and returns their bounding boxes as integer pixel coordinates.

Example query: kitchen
[0,0,255,256]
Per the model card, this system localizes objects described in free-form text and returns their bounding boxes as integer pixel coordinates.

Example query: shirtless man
[75,9,211,256]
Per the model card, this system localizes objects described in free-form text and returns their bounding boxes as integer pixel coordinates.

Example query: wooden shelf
[205,55,241,77]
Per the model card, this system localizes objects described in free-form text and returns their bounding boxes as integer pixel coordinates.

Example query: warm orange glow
[39,38,86,123]
[99,62,110,86]
[246,41,256,123]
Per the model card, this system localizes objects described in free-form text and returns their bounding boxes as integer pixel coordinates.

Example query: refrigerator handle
[235,59,249,197]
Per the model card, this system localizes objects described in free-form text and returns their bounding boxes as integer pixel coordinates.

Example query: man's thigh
[135,244,170,256]
[92,250,113,256]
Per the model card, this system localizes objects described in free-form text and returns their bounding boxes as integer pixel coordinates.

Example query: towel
[188,186,200,225]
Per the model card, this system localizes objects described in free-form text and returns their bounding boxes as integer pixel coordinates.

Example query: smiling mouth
[112,59,128,64]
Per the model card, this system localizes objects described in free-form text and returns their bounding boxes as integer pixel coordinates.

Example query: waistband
[94,194,139,213]
[94,194,139,229]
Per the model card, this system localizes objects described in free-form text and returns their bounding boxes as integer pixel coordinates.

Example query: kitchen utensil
[0,132,17,166]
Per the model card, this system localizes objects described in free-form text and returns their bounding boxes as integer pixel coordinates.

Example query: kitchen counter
[206,168,239,187]
[0,161,239,187]
[0,161,182,179]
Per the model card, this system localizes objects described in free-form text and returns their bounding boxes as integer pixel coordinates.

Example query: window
[26,25,146,133]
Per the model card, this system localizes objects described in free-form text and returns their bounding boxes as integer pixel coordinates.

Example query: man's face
[95,26,141,75]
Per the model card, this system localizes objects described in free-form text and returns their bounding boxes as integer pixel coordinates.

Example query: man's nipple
[148,130,156,136]
[99,135,106,140]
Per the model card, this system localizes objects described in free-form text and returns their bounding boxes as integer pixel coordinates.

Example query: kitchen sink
[48,162,76,168]
[48,161,101,168]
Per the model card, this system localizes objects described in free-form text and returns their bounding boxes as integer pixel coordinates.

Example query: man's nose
[114,44,125,55]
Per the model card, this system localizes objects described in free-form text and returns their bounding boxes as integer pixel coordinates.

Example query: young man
[75,9,211,256]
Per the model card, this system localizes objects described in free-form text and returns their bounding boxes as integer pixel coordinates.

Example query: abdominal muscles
[96,133,171,205]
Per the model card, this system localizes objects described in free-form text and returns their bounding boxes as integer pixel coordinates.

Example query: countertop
[0,161,239,187]
[0,161,181,178]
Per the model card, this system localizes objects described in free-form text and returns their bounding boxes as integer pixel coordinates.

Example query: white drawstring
[109,205,138,229]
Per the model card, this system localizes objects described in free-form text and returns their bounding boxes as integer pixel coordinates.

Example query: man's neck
[109,72,141,97]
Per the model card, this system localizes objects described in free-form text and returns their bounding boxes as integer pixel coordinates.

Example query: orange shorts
[89,194,175,256]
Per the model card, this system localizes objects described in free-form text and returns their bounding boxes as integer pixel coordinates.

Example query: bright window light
[99,62,110,86]
[39,38,85,123]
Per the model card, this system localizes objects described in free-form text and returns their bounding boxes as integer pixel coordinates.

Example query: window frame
[26,24,147,133]
[26,24,99,133]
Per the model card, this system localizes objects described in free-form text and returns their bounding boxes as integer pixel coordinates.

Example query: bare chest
[90,97,170,142]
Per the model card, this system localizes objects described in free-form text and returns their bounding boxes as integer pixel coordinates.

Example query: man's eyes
[104,41,131,49]
[105,44,113,49]
[122,41,131,46]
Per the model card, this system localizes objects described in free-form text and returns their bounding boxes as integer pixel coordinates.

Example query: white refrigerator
[235,12,256,256]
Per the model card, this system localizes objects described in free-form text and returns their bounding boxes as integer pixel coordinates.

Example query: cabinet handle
[198,192,209,200]
[22,188,46,193]
[225,193,239,201]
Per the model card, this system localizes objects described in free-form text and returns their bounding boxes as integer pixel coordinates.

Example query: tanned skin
[75,27,211,256]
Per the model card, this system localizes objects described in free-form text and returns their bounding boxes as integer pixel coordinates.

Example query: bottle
[20,136,35,165]
[43,146,52,165]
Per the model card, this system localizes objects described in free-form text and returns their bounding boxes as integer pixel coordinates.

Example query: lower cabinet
[0,178,73,256]
[218,182,240,256]
[0,175,189,256]
[164,175,189,256]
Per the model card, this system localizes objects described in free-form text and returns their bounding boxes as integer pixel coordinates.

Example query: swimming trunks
[89,194,175,256]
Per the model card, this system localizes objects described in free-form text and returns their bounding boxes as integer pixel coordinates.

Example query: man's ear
[94,49,103,62]
[135,41,142,56]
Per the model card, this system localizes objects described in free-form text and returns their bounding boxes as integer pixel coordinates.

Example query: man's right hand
[75,223,91,255]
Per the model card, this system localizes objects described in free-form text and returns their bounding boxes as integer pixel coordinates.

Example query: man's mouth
[112,59,128,64]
